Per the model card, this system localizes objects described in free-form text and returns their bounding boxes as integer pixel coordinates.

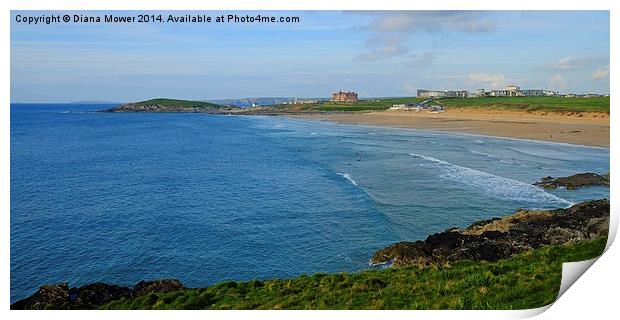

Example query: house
[331,91,358,102]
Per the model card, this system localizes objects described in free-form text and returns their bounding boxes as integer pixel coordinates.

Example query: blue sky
[10,11,610,102]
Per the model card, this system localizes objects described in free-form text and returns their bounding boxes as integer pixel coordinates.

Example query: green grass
[275,97,425,112]
[134,98,223,108]
[101,237,607,310]
[436,96,610,113]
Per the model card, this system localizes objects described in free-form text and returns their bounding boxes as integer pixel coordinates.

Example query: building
[522,89,544,96]
[331,91,358,102]
[489,89,508,97]
[417,89,446,98]
[446,90,469,98]
[416,85,561,99]
[506,85,521,96]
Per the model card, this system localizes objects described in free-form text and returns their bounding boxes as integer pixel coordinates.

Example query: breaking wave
[409,153,574,207]
[337,172,359,186]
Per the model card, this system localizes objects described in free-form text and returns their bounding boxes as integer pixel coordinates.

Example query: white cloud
[366,11,496,34]
[467,73,507,89]
[353,35,409,62]
[354,11,495,63]
[549,56,607,71]
[549,75,567,89]
[592,67,609,80]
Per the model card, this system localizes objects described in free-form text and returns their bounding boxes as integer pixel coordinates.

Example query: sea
[10,103,610,302]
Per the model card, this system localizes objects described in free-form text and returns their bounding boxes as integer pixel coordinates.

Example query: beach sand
[291,109,610,147]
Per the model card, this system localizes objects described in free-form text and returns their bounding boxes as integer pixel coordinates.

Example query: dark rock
[132,279,186,298]
[12,279,186,310]
[371,199,609,267]
[11,282,131,310]
[11,283,70,310]
[69,283,131,309]
[534,172,609,190]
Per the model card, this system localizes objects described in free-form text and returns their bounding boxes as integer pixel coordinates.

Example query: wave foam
[409,153,573,206]
[337,172,359,187]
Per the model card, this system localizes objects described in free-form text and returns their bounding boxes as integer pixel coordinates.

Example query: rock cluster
[371,199,609,267]
[534,172,609,190]
[11,279,186,310]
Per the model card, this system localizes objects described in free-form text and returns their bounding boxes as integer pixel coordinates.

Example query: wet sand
[290,109,610,147]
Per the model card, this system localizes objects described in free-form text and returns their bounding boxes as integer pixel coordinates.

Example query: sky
[10,10,610,102]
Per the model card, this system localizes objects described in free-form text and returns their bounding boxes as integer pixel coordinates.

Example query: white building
[417,89,446,98]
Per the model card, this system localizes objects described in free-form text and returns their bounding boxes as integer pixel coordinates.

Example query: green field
[134,98,223,108]
[276,97,425,112]
[436,96,610,113]
[101,237,606,310]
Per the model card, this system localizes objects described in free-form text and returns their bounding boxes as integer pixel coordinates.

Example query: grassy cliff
[104,98,228,113]
[101,237,606,310]
[132,98,223,108]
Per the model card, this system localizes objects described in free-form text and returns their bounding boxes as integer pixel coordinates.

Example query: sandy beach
[291,109,610,147]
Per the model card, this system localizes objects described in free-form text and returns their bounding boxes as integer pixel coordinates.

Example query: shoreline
[286,109,610,147]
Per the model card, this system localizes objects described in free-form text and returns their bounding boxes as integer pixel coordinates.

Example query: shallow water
[10,104,609,302]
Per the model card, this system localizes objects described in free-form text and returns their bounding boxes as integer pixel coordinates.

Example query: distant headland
[100,95,610,147]
[102,98,232,113]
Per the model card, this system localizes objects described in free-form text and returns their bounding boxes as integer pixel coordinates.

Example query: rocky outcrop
[104,104,230,113]
[11,278,186,310]
[11,283,71,310]
[132,279,186,298]
[534,172,609,190]
[371,199,609,267]
[68,283,131,309]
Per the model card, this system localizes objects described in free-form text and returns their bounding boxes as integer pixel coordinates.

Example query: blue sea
[10,104,610,302]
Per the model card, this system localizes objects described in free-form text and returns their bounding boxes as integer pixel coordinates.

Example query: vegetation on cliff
[104,98,228,112]
[100,237,606,310]
[435,96,610,113]
[134,98,223,108]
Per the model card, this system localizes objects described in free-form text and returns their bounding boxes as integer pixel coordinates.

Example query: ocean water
[10,104,610,302]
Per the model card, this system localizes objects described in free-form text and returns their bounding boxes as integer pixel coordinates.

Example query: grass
[436,96,610,113]
[274,97,425,112]
[101,237,606,310]
[134,98,223,108]
[271,96,609,113]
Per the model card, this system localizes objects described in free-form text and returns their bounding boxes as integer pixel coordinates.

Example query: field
[436,96,610,113]
[275,97,425,112]
[101,237,606,310]
[271,96,609,113]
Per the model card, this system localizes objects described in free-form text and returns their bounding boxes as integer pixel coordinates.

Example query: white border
[2,1,616,319]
